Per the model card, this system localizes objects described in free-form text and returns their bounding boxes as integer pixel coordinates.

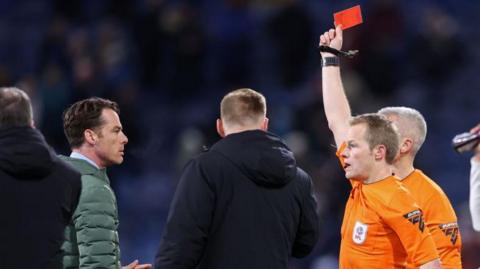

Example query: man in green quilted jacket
[60,97,151,269]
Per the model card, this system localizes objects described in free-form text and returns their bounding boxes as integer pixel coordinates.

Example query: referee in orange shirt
[319,26,451,268]
[335,114,440,268]
[377,107,461,269]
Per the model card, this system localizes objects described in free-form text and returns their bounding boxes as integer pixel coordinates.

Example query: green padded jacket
[59,156,121,269]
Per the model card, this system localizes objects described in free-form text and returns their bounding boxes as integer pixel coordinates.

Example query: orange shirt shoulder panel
[340,177,438,268]
[370,177,439,267]
[401,170,462,268]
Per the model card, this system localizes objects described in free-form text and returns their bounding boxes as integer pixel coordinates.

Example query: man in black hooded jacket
[0,87,81,269]
[155,88,319,269]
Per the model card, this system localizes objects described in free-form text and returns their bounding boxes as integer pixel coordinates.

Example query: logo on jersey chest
[352,221,368,244]
[439,222,459,245]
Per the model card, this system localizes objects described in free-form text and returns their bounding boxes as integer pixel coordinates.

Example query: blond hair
[220,88,266,128]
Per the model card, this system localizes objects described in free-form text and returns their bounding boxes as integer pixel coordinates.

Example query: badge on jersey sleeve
[439,222,459,245]
[352,221,368,244]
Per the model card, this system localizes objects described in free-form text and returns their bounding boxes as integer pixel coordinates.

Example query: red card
[334,5,363,30]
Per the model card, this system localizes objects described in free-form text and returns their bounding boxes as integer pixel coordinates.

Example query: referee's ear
[399,138,414,155]
[373,144,387,162]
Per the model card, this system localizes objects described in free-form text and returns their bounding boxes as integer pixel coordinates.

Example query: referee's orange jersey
[336,144,438,268]
[402,170,461,269]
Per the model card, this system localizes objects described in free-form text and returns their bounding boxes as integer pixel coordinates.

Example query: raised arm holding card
[318,23,457,268]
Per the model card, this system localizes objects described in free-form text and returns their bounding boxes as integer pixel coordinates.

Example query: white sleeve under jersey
[470,158,480,231]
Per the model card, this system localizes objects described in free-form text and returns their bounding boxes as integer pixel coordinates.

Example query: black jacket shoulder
[0,127,81,269]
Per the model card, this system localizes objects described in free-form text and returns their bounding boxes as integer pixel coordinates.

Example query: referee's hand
[319,25,343,57]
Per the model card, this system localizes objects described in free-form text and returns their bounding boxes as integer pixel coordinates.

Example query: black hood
[211,130,297,187]
[0,127,54,179]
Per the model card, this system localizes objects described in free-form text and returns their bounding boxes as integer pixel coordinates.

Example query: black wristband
[319,45,359,58]
[321,56,339,67]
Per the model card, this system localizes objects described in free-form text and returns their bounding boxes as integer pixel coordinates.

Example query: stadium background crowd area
[1,0,480,268]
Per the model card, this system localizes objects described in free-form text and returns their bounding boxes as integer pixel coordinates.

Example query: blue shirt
[70,151,99,169]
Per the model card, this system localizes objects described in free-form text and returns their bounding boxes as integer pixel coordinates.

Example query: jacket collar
[58,155,109,183]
